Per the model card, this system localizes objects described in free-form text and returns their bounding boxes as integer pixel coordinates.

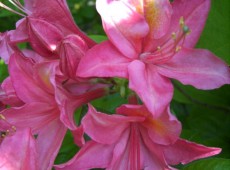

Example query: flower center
[140,16,190,65]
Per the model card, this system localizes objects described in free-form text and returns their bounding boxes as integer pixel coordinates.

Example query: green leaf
[173,81,230,112]
[182,158,230,170]
[196,0,230,64]
[89,35,108,43]
[54,131,79,164]
[0,60,8,82]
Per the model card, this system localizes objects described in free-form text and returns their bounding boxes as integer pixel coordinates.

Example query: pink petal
[163,138,221,165]
[139,127,170,169]
[145,107,181,145]
[24,0,96,47]
[10,19,29,44]
[0,128,37,170]
[71,125,85,147]
[143,0,172,43]
[59,34,88,79]
[82,104,144,144]
[96,0,149,59]
[9,53,52,103]
[28,18,63,57]
[1,77,24,107]
[128,60,173,116]
[157,48,230,89]
[56,84,107,130]
[55,141,114,170]
[36,119,67,170]
[0,32,15,64]
[171,0,210,48]
[77,41,130,78]
[3,102,58,134]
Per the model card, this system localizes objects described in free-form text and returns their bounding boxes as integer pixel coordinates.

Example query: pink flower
[55,104,221,170]
[0,114,37,170]
[77,0,230,116]
[1,51,107,169]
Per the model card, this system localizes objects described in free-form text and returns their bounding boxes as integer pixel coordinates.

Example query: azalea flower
[1,51,107,169]
[77,0,230,116]
[55,104,221,170]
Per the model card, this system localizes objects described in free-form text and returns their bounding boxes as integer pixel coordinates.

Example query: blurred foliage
[0,0,230,169]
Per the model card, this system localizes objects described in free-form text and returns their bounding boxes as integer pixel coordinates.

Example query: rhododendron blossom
[56,104,221,170]
[77,0,230,115]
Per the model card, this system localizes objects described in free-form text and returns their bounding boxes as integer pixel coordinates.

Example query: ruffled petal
[157,48,230,89]
[96,0,149,58]
[163,138,221,165]
[77,41,130,78]
[128,60,173,116]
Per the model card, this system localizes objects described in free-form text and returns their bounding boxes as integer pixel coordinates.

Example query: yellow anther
[157,46,161,50]
[171,32,176,40]
[0,114,5,120]
[175,46,181,52]
[1,134,5,138]
[179,16,185,27]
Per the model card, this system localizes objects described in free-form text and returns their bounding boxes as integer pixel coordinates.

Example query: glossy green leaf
[196,0,230,64]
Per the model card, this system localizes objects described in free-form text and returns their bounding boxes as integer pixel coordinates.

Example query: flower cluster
[0,0,229,169]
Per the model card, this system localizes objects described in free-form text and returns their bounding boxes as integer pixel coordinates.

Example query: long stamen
[0,0,28,17]
[0,2,26,16]
[144,16,190,64]
[8,0,26,13]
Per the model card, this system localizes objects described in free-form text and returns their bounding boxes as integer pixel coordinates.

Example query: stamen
[0,2,26,16]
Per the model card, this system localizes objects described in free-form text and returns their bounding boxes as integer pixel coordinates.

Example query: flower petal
[9,53,52,103]
[171,0,210,48]
[157,48,230,89]
[163,138,221,165]
[55,141,114,170]
[36,119,67,170]
[28,18,63,57]
[77,41,130,78]
[1,77,24,107]
[3,102,58,134]
[82,104,143,144]
[96,0,149,58]
[24,0,96,47]
[0,32,15,64]
[143,0,172,40]
[0,128,37,170]
[128,60,173,116]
